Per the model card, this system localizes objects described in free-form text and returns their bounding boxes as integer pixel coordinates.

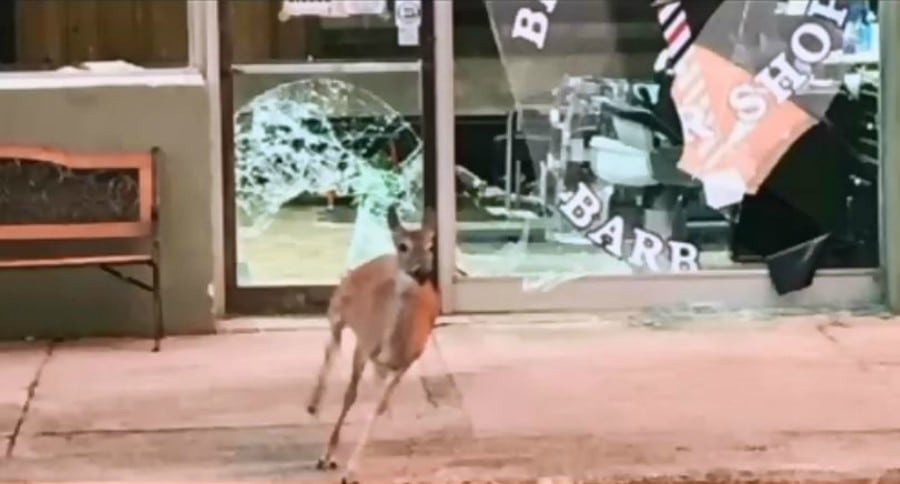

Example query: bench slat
[0,145,155,241]
[0,146,151,170]
[0,222,152,241]
[0,255,151,269]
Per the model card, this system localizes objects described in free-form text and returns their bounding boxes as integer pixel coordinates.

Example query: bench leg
[151,261,164,352]
[98,264,163,351]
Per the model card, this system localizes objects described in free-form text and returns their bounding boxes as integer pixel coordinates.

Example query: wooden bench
[0,145,163,351]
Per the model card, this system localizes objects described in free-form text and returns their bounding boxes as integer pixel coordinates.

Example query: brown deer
[306,205,440,484]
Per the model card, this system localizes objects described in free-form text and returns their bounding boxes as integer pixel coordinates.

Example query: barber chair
[599,98,682,150]
[492,108,552,215]
[584,71,702,242]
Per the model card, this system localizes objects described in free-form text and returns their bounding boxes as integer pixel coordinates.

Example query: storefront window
[229,0,426,287]
[453,0,881,294]
[0,0,188,70]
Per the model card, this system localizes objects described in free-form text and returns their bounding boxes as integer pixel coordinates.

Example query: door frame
[435,0,891,313]
[218,0,439,315]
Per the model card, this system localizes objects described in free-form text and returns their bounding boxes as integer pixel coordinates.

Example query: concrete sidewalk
[1,312,900,482]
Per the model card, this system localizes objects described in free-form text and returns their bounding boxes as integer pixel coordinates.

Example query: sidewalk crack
[5,341,55,458]
[815,318,869,371]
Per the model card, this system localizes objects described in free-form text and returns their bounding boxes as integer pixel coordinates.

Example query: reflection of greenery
[368,149,395,171]
[233,78,423,234]
[350,151,406,217]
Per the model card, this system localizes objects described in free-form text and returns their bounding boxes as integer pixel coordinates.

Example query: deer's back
[328,255,440,366]
[329,255,402,345]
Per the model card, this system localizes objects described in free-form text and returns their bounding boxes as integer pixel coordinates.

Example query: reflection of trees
[233,78,423,234]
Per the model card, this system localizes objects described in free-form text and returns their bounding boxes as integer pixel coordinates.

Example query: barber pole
[651,0,693,70]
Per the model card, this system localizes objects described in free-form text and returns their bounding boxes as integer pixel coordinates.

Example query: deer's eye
[397,242,409,253]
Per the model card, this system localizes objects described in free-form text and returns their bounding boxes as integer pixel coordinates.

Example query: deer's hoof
[340,473,358,484]
[307,404,319,417]
[315,457,338,471]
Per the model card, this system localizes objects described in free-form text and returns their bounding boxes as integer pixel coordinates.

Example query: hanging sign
[278,0,333,20]
[342,0,387,16]
[394,0,421,46]
[279,0,388,20]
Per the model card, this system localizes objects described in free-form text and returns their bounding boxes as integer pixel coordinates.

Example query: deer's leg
[341,366,408,484]
[375,369,405,416]
[373,361,389,383]
[307,326,342,417]
[317,345,366,471]
[372,363,393,418]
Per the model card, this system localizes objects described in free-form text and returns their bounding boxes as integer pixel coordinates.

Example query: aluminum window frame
[436,0,890,314]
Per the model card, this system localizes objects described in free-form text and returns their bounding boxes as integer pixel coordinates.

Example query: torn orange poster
[671,46,817,207]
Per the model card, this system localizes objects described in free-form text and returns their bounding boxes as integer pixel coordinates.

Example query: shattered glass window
[229,0,425,287]
[455,0,881,295]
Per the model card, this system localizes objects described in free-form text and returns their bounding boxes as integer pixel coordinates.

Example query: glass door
[220,0,434,314]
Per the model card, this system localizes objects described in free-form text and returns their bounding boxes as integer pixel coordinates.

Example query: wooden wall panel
[130,1,153,63]
[11,0,352,67]
[272,9,313,60]
[65,0,101,63]
[229,0,274,63]
[11,0,187,68]
[97,0,141,62]
[226,0,317,63]
[144,0,188,64]
[14,0,66,68]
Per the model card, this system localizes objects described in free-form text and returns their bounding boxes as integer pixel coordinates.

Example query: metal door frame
[218,0,439,315]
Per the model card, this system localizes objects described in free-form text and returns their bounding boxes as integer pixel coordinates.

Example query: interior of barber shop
[224,0,890,315]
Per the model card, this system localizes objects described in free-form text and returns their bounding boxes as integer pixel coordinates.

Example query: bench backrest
[0,145,159,262]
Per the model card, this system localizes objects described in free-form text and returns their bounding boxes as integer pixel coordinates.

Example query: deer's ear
[387,205,402,232]
[422,207,436,232]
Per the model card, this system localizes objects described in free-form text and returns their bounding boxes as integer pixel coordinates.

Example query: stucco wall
[0,84,214,340]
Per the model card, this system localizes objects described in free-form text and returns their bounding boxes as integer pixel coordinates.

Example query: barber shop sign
[489,0,703,273]
[558,183,702,273]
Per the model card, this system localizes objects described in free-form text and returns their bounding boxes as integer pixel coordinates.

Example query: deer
[306,205,440,484]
